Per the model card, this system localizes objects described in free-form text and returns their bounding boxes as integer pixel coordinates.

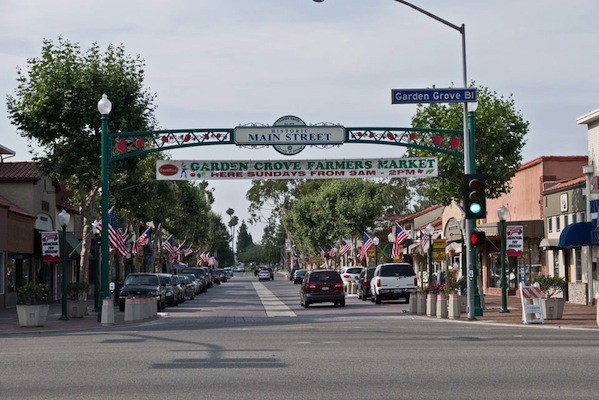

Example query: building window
[575,248,582,281]
[556,215,561,231]
[580,212,586,222]
[548,217,553,233]
[564,214,568,226]
[553,251,559,276]
[572,213,577,224]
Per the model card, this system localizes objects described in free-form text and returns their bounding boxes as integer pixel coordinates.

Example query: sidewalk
[0,300,142,335]
[467,294,598,329]
[0,295,597,335]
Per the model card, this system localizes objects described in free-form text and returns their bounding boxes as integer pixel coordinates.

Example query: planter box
[67,300,87,318]
[436,295,448,319]
[426,294,437,317]
[16,304,50,327]
[416,294,426,315]
[448,294,460,319]
[542,298,565,320]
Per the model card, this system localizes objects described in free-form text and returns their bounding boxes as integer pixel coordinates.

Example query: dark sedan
[118,273,166,312]
[292,269,307,284]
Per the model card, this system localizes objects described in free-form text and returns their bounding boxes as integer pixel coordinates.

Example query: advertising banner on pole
[156,158,438,180]
[41,231,61,262]
[506,225,524,257]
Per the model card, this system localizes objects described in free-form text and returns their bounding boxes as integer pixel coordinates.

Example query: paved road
[3,273,599,400]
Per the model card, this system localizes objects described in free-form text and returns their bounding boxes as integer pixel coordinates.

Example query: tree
[6,38,157,282]
[407,85,528,205]
[236,221,253,254]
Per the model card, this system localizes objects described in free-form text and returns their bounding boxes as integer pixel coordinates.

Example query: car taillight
[334,282,343,288]
[342,274,350,279]
[376,278,381,288]
[308,284,317,290]
[362,278,368,287]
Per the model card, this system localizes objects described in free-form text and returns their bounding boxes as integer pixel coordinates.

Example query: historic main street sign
[156,157,438,180]
[391,88,477,104]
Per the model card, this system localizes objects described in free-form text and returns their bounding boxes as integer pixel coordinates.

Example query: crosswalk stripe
[252,282,296,317]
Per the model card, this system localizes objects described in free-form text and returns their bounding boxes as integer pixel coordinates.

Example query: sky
[1,0,598,242]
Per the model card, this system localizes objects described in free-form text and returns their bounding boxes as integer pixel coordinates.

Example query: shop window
[556,215,561,231]
[572,213,577,224]
[553,251,559,276]
[575,248,582,281]
[564,214,568,226]
[548,217,553,233]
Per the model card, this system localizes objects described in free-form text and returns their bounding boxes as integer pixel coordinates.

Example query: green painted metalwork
[110,126,463,161]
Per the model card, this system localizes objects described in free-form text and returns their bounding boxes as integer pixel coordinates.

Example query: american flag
[162,235,177,261]
[182,245,193,257]
[391,223,409,259]
[319,247,326,261]
[338,239,350,255]
[358,232,374,261]
[132,226,151,254]
[419,231,431,255]
[328,246,337,257]
[200,252,209,263]
[96,208,128,257]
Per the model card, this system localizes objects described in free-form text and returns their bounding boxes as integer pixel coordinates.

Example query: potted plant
[16,282,51,327]
[534,275,567,320]
[67,282,89,318]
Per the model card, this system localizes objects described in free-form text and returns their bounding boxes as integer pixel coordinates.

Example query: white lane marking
[252,282,296,317]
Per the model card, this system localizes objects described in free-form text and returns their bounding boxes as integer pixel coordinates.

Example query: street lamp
[497,205,510,313]
[373,237,380,266]
[424,224,434,283]
[312,0,479,318]
[98,94,112,323]
[58,209,71,321]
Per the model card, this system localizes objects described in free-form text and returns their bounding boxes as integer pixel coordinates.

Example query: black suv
[357,267,376,301]
[118,273,166,312]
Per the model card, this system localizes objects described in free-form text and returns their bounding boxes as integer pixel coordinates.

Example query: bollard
[409,295,418,314]
[448,294,460,319]
[101,297,115,326]
[436,294,448,319]
[124,298,134,322]
[416,293,426,315]
[426,293,436,316]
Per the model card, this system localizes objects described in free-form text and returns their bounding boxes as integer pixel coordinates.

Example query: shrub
[17,283,50,305]
[66,282,89,301]
[534,275,567,299]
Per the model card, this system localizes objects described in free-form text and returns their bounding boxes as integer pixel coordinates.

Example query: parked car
[370,263,417,304]
[178,275,196,300]
[292,269,307,284]
[289,267,299,281]
[257,269,271,281]
[223,267,233,279]
[300,269,345,308]
[200,266,213,288]
[181,274,201,295]
[158,273,177,307]
[181,267,208,292]
[357,267,376,301]
[170,274,185,304]
[214,268,227,283]
[233,265,245,272]
[340,266,363,287]
[118,273,166,312]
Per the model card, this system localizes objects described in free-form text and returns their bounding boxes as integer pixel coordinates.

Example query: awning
[539,238,559,250]
[64,232,82,259]
[558,222,593,248]
[445,242,462,254]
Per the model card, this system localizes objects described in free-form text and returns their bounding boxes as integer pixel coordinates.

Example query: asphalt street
[2,273,599,400]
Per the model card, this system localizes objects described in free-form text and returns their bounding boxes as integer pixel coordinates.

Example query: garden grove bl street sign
[391,87,477,104]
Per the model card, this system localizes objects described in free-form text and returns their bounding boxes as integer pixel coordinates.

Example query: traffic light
[463,173,487,219]
[470,230,486,247]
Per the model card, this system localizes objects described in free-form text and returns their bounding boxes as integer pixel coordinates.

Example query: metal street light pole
[373,237,380,266]
[312,0,479,318]
[98,94,112,323]
[423,224,434,283]
[58,209,71,320]
[497,205,510,313]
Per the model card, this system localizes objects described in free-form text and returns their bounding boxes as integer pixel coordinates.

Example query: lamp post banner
[156,158,438,180]
[41,231,61,262]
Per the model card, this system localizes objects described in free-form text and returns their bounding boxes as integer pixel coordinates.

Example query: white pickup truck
[370,263,417,304]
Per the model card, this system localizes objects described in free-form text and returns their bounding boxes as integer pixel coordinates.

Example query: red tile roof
[0,194,35,218]
[542,175,586,194]
[0,161,42,181]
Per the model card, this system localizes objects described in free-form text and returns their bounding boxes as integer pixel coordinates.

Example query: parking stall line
[252,282,296,317]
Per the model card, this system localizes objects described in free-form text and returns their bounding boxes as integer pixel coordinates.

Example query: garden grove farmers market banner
[156,158,437,180]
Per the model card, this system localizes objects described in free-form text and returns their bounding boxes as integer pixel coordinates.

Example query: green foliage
[17,283,50,305]
[236,221,253,254]
[534,275,567,299]
[407,84,528,206]
[66,282,89,301]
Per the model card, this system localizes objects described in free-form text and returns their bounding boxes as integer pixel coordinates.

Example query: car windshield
[345,268,363,274]
[309,271,341,283]
[124,274,158,286]
[379,264,415,277]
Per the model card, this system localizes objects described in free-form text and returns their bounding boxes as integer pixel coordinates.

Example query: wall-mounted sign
[560,193,568,212]
[156,157,438,181]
